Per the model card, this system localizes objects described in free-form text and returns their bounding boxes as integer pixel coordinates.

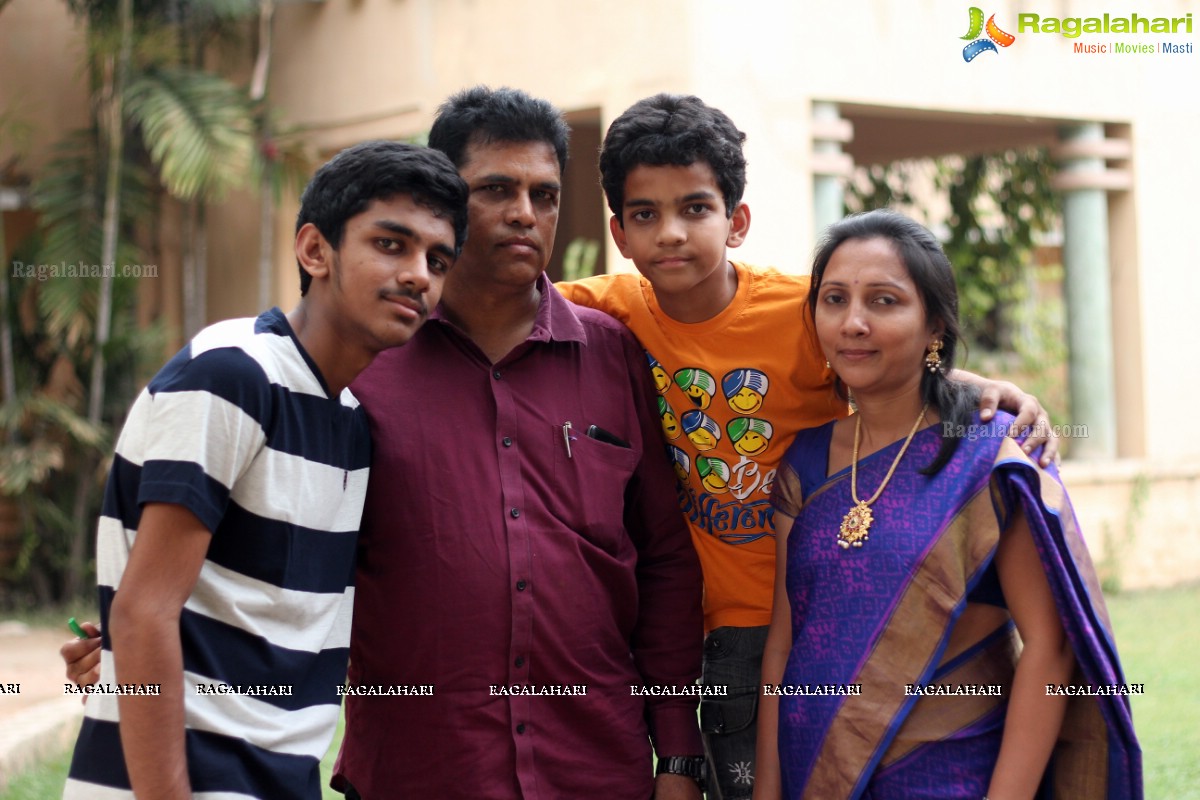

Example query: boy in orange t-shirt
[559,94,1053,799]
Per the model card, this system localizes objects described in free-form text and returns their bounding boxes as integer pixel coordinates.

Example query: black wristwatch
[656,756,707,790]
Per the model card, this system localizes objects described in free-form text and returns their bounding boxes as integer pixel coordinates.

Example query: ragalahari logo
[961,7,1016,61]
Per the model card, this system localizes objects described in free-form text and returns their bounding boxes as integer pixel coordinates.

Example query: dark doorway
[546,108,606,282]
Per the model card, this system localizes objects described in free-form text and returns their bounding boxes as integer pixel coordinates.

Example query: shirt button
[502,437,513,447]
[493,370,502,380]
[510,507,520,519]
[515,656,525,668]
[516,723,526,734]
[516,579,527,591]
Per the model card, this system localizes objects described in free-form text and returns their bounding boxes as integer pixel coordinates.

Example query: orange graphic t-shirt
[559,262,846,630]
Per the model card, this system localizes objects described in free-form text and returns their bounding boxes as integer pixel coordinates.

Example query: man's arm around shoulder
[110,502,212,800]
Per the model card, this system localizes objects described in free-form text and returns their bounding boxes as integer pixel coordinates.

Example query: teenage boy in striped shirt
[62,141,467,800]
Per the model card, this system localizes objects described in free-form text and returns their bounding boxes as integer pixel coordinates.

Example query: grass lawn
[0,709,347,800]
[319,711,345,800]
[1105,582,1200,798]
[4,584,1198,798]
[0,746,74,800]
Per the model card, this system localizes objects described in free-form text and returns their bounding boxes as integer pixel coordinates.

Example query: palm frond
[190,0,259,23]
[27,395,107,447]
[29,129,150,349]
[33,128,153,255]
[126,67,255,201]
[0,442,63,494]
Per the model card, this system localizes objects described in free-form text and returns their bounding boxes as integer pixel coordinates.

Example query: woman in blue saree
[754,210,1141,799]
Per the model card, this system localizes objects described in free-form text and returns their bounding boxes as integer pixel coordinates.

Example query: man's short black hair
[428,86,570,172]
[295,141,469,296]
[600,94,747,223]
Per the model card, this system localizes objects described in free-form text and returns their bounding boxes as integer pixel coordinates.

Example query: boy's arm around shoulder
[110,502,212,800]
[950,369,1059,466]
[554,272,638,324]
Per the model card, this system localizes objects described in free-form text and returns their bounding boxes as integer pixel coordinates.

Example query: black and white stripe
[66,309,368,800]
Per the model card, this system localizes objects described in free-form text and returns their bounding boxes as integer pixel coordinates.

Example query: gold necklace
[838,404,930,549]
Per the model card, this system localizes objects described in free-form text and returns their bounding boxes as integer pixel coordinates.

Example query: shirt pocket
[550,425,639,555]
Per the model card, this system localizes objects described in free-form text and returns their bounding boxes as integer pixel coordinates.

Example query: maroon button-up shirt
[335,277,704,799]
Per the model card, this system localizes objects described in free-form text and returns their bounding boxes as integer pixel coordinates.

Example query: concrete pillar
[811,102,853,241]
[1054,123,1129,459]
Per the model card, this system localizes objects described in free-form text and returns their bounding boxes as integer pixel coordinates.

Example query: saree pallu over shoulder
[776,416,1141,799]
[990,438,1141,798]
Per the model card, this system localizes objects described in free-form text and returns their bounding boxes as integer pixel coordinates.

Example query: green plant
[935,149,1058,352]
[847,148,1059,354]
[2,0,268,605]
[1,120,162,603]
[1098,473,1150,594]
[562,237,601,283]
[0,220,161,602]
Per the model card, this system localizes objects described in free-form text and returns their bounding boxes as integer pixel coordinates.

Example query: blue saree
[770,412,1141,799]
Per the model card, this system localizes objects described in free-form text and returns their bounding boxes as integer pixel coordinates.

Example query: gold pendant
[839,501,873,549]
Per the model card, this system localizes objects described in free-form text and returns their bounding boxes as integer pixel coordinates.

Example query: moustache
[380,289,428,318]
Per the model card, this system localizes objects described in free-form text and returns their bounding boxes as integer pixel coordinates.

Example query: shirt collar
[429,273,589,346]
[530,273,588,345]
[259,306,335,398]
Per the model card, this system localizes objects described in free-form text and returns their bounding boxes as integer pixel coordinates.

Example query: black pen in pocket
[586,424,631,449]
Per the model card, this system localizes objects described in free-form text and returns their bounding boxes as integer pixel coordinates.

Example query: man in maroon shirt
[334,88,705,799]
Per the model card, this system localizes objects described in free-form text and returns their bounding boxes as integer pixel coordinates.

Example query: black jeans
[700,625,769,799]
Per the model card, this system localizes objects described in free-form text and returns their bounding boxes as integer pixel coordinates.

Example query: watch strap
[656,755,707,789]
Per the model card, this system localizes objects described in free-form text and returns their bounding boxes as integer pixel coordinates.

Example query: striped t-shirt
[65,308,370,800]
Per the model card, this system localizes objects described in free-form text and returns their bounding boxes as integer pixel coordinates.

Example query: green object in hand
[67,617,88,639]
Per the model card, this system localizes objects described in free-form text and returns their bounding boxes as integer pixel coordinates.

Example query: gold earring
[925,338,943,373]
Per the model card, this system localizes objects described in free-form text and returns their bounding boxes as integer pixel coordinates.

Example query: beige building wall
[0,0,90,175]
